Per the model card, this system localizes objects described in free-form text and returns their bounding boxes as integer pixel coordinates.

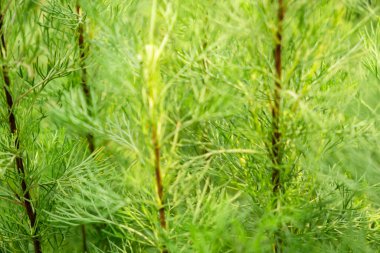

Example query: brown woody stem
[271,0,285,252]
[0,8,42,253]
[271,0,284,199]
[76,3,92,252]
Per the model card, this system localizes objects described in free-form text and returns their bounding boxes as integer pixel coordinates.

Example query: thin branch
[152,125,168,253]
[271,1,285,252]
[76,4,94,154]
[76,3,92,252]
[0,6,42,253]
[271,0,284,199]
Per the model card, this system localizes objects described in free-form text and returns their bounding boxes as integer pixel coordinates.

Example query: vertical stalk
[151,100,168,253]
[152,126,167,230]
[152,124,168,253]
[146,56,168,253]
[271,0,284,201]
[0,6,42,253]
[76,4,94,153]
[147,2,168,251]
[76,3,92,253]
[271,0,285,252]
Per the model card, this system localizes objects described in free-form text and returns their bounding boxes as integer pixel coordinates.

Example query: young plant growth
[1,0,380,252]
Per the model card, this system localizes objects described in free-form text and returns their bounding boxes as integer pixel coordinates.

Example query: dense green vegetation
[1,0,380,252]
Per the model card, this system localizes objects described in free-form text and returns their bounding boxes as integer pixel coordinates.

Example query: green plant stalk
[271,0,285,252]
[76,3,92,253]
[146,3,169,248]
[0,8,42,253]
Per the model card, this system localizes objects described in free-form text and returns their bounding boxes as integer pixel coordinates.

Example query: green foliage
[1,0,380,252]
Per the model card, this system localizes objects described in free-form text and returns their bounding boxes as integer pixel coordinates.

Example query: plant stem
[76,3,91,252]
[0,9,42,253]
[271,0,284,200]
[153,129,166,229]
[271,0,285,252]
[152,125,168,253]
[76,4,95,154]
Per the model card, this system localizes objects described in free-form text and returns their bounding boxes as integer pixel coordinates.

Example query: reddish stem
[0,10,42,253]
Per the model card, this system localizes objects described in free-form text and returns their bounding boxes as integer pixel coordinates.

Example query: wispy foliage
[0,0,379,252]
